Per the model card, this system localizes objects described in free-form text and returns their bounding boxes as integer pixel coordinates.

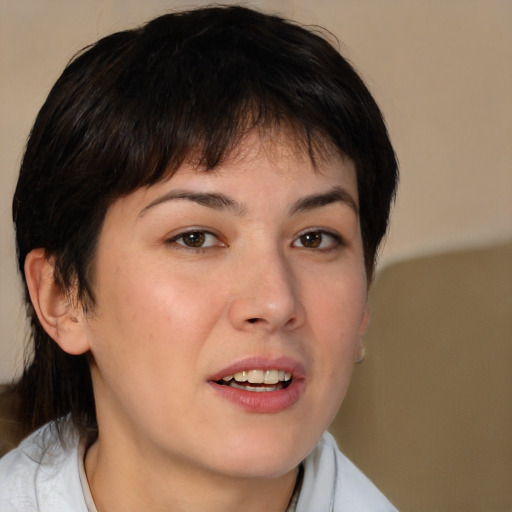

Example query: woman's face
[81,133,369,480]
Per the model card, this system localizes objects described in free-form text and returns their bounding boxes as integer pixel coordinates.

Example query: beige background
[0,1,510,509]
[2,0,511,381]
[1,0,511,380]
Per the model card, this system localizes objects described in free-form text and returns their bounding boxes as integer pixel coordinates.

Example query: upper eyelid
[294,227,343,240]
[167,227,218,239]
[166,226,343,238]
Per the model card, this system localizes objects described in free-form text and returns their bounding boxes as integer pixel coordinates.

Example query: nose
[228,249,306,333]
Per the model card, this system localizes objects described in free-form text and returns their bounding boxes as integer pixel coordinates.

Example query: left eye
[292,230,342,250]
[169,230,221,248]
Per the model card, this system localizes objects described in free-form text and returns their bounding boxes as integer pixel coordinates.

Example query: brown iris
[299,232,322,248]
[182,231,206,247]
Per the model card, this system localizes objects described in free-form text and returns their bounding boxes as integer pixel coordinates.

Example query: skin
[27,132,369,512]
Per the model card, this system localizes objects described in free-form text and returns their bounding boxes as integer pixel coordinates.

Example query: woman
[0,6,398,511]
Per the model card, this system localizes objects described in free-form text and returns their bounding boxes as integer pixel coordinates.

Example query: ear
[358,303,370,337]
[24,248,91,355]
[355,304,370,363]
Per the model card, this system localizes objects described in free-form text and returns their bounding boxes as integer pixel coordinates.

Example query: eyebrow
[139,190,247,216]
[289,186,359,215]
[139,185,358,217]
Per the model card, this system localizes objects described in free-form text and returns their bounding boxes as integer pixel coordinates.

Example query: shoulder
[296,432,398,512]
[0,421,87,512]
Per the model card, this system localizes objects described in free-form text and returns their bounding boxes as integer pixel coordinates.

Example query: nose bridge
[228,242,304,332]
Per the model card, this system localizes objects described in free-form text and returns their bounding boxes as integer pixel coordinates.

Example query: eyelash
[166,230,224,252]
[291,229,344,251]
[166,228,344,253]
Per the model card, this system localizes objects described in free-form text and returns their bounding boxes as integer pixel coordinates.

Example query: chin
[205,426,319,479]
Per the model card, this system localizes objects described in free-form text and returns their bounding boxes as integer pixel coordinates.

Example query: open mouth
[215,369,293,392]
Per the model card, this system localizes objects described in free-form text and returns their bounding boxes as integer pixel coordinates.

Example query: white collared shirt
[0,422,397,511]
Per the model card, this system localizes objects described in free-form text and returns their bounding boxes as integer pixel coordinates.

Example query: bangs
[69,14,348,195]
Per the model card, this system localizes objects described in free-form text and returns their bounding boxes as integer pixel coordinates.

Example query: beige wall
[1,0,511,380]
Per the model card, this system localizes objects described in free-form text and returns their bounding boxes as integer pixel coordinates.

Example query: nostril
[247,318,259,324]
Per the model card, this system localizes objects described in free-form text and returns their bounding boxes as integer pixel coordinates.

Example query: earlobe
[355,305,370,363]
[24,248,90,355]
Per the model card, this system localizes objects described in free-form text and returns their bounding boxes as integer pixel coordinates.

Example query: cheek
[89,260,224,368]
[307,270,367,345]
[85,264,227,424]
[304,269,366,401]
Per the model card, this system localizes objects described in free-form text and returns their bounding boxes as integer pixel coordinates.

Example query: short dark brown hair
[12,5,398,439]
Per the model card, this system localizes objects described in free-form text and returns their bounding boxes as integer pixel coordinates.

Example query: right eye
[167,230,224,250]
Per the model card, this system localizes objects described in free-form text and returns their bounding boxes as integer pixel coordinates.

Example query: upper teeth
[222,369,292,385]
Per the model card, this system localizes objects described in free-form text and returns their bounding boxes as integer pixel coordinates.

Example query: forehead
[174,129,355,191]
[164,132,352,197]
[209,128,349,175]
[109,129,357,221]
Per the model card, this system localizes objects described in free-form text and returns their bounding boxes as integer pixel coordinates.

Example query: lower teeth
[218,379,292,392]
[229,381,282,392]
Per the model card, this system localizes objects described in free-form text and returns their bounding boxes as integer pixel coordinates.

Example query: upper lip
[209,356,306,382]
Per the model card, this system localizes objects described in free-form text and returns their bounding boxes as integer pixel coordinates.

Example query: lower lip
[209,379,305,413]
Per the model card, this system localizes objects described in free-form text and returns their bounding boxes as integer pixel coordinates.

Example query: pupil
[301,232,321,248]
[184,232,205,247]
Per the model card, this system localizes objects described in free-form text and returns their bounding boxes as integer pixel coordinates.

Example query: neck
[84,435,299,512]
